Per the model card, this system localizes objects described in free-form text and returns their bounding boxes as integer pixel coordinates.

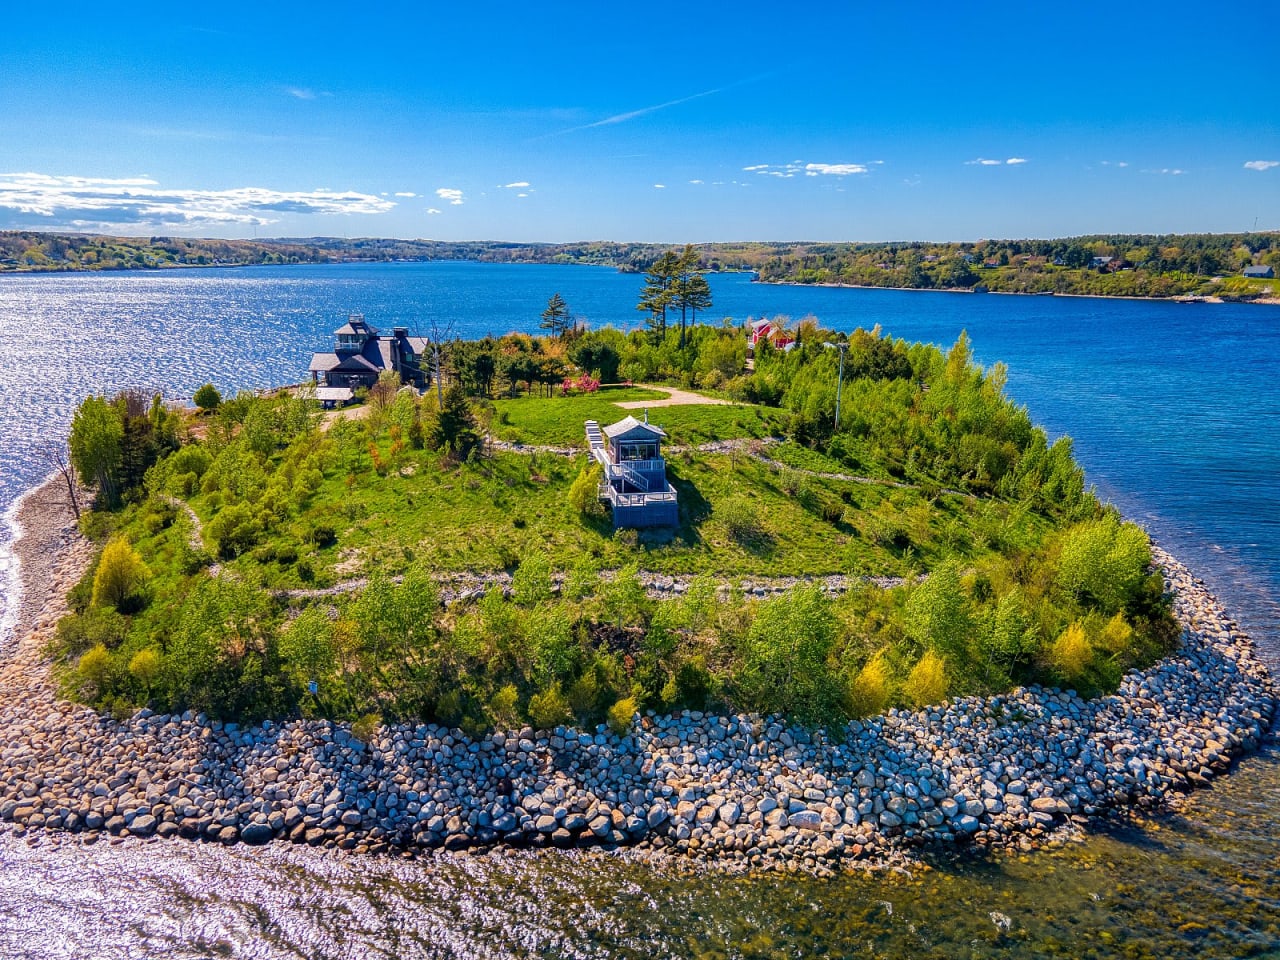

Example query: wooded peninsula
[2,230,1277,302]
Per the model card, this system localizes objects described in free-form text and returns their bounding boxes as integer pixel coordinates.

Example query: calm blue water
[0,262,1277,959]
[2,262,1276,647]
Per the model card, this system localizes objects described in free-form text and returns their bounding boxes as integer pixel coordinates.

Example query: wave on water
[0,478,39,650]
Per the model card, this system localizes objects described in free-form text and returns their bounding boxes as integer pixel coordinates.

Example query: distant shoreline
[757,278,1280,307]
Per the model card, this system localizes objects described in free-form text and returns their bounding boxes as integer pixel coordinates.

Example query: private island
[0,300,1273,875]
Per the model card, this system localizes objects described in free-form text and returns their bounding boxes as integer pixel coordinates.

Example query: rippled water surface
[1,263,1277,958]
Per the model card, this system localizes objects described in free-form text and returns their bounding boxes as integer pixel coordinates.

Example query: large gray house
[586,415,679,528]
[308,314,430,390]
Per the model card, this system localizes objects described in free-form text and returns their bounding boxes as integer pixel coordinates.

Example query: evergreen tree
[539,292,570,337]
[637,250,680,336]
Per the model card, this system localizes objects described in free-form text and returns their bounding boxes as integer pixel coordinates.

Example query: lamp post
[823,341,848,431]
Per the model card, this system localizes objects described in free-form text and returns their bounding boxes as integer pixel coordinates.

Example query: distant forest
[2,230,1276,300]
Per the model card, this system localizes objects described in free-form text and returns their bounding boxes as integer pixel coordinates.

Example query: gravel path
[614,385,733,409]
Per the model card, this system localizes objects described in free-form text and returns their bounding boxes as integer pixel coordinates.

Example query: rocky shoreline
[0,476,1274,875]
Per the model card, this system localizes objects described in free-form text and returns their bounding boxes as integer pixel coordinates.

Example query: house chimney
[644,408,649,424]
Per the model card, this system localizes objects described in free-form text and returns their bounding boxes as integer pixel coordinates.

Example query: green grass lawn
[492,389,788,447]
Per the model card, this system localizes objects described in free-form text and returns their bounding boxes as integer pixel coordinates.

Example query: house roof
[748,318,773,330]
[1243,265,1273,276]
[308,353,342,373]
[335,315,378,337]
[603,415,667,440]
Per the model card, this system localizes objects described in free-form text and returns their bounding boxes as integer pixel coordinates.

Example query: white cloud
[653,183,666,189]
[435,187,464,205]
[966,158,1003,166]
[426,207,442,215]
[285,87,317,100]
[394,191,417,198]
[1005,157,1027,165]
[689,179,703,184]
[746,160,869,178]
[805,162,868,175]
[1244,160,1278,171]
[516,193,528,198]
[1144,168,1186,176]
[0,171,395,228]
[502,181,530,189]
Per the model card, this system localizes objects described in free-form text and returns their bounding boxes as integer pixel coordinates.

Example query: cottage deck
[585,419,679,528]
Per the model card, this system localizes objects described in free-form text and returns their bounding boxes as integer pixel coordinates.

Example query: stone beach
[0,476,1274,875]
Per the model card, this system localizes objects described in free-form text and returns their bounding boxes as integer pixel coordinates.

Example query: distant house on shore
[586,415,679,528]
[1090,256,1114,269]
[308,314,430,392]
[747,318,796,352]
[1244,265,1275,279]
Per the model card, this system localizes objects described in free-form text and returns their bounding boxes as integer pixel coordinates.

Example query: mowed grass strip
[491,388,787,447]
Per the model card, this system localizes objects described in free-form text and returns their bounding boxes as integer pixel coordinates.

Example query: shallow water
[0,263,1277,957]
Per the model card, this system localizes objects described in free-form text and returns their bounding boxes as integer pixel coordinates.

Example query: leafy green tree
[539,292,571,337]
[570,337,621,382]
[69,395,123,504]
[1055,514,1150,613]
[193,383,222,412]
[279,605,338,685]
[736,584,841,726]
[903,561,972,657]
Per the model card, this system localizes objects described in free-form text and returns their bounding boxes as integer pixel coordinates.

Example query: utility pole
[824,341,848,431]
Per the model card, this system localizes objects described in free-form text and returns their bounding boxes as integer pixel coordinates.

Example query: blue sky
[0,2,1275,242]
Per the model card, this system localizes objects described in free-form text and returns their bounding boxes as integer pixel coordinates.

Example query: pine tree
[539,292,570,337]
[636,251,680,336]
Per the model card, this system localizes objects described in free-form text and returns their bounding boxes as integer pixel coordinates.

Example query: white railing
[611,458,665,473]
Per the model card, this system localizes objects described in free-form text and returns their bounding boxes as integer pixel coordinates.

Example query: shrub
[1097,612,1135,655]
[350,712,381,743]
[902,651,949,709]
[719,495,766,546]
[488,684,520,728]
[128,648,163,689]
[512,553,553,606]
[52,606,128,657]
[607,696,637,736]
[528,682,572,730]
[568,463,605,518]
[91,536,150,612]
[847,655,892,718]
[1049,621,1092,684]
[78,643,113,698]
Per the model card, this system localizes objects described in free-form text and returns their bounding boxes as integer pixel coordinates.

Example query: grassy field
[173,442,1048,590]
[491,388,788,447]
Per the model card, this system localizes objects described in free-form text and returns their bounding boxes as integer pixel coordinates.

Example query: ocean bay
[0,260,1277,958]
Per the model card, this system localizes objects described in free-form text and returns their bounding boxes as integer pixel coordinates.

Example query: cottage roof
[1243,265,1273,277]
[308,353,342,373]
[748,318,773,331]
[335,315,378,337]
[603,415,667,440]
